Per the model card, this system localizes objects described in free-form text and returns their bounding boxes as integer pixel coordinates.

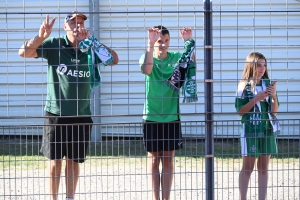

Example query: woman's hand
[254,91,269,102]
[267,83,277,99]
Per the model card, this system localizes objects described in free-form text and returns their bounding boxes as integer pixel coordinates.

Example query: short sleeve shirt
[36,35,91,116]
[139,52,182,122]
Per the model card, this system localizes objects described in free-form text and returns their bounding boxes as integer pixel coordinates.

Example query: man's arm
[180,27,196,68]
[101,44,119,66]
[141,28,161,75]
[18,14,56,58]
[141,45,155,75]
[18,36,45,58]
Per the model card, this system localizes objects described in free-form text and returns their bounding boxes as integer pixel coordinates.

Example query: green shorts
[240,128,277,157]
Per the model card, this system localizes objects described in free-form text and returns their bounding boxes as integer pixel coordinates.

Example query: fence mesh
[0,0,299,199]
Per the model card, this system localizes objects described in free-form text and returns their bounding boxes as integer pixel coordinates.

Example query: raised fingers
[180,27,193,40]
[148,28,159,34]
[183,27,192,31]
[49,17,56,28]
[45,14,49,25]
[180,27,192,33]
[77,27,90,38]
[44,14,56,28]
[147,27,161,40]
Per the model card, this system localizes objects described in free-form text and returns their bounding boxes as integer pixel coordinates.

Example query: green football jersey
[36,35,91,116]
[235,79,279,130]
[139,52,182,122]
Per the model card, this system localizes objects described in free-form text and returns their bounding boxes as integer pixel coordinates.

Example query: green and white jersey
[235,79,279,130]
[36,35,91,116]
[139,52,182,122]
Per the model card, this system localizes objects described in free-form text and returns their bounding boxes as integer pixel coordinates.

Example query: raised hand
[76,26,90,42]
[39,14,56,39]
[180,27,193,41]
[147,28,161,46]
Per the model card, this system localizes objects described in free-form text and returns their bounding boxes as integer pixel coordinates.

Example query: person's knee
[163,155,173,162]
[49,160,62,173]
[241,165,254,176]
[150,156,160,166]
[241,169,253,177]
[162,158,174,170]
[257,167,268,175]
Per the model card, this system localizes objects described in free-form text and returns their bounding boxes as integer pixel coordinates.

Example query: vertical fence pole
[90,0,101,141]
[204,0,214,199]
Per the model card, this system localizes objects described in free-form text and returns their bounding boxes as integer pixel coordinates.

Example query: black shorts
[40,112,93,163]
[143,120,183,152]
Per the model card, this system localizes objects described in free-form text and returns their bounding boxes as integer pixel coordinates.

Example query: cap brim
[69,13,87,21]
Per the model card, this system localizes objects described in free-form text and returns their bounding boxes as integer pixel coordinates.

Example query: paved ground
[1,158,299,200]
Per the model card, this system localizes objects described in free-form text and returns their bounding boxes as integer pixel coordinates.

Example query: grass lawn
[1,137,299,170]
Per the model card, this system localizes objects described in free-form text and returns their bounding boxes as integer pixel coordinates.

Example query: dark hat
[65,11,87,23]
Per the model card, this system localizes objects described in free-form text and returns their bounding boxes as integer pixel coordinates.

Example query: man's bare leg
[161,151,175,200]
[65,158,79,199]
[148,151,162,200]
[49,160,62,200]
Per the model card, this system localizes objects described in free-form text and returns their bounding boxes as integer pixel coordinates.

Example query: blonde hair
[238,52,269,91]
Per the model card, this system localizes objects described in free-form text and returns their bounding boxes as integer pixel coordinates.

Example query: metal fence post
[90,0,101,141]
[204,0,214,199]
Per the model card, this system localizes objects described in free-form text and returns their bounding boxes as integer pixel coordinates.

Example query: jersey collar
[63,35,73,47]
